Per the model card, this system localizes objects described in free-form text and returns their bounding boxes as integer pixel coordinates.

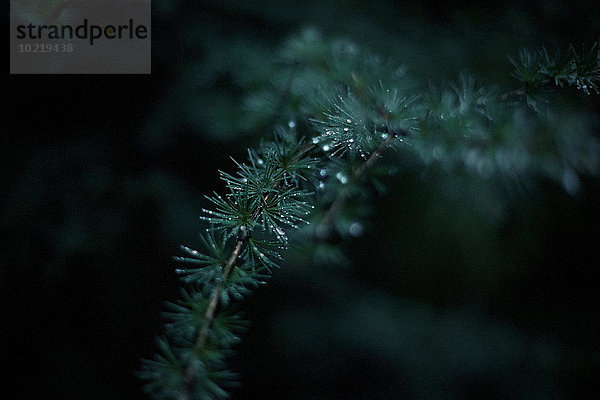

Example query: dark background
[3,1,600,399]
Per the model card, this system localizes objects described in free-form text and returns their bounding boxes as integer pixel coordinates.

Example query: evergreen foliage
[140,31,600,399]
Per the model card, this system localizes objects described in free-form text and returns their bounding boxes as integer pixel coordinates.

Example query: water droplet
[343,127,349,132]
[318,181,325,189]
[288,120,296,128]
[312,137,320,144]
[346,119,352,123]
[322,144,330,152]
[381,133,389,139]
[320,169,327,177]
[336,172,348,184]
[348,221,364,237]
[257,158,264,165]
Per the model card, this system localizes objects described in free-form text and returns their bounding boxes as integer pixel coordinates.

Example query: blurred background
[3,1,600,399]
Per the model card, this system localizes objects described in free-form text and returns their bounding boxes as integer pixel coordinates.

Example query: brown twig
[178,236,244,400]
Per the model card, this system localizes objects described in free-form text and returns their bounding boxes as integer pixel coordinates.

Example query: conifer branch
[179,237,245,400]
[140,35,600,400]
[197,238,244,350]
[500,43,600,100]
[499,67,600,101]
[184,140,316,382]
[139,134,321,400]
